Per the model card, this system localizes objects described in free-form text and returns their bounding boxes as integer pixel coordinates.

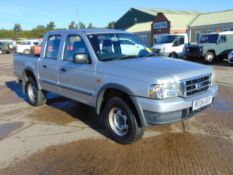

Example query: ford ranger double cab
[14,29,218,144]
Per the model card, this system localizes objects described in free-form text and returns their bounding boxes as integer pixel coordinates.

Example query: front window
[64,35,89,62]
[87,33,151,61]
[154,35,178,44]
[199,34,219,44]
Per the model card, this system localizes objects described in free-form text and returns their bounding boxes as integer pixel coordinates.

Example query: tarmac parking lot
[0,54,233,175]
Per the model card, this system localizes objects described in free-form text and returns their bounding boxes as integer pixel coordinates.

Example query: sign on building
[153,22,168,29]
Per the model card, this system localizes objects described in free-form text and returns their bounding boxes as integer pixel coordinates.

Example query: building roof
[165,14,198,30]
[115,8,201,29]
[126,22,152,33]
[135,8,200,16]
[125,9,199,33]
[190,10,233,27]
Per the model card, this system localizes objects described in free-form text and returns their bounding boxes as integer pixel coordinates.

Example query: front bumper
[185,51,203,59]
[134,84,218,125]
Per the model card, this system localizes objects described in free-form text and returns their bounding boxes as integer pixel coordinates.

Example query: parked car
[0,39,17,49]
[14,29,218,144]
[0,41,13,54]
[185,31,233,64]
[16,40,41,54]
[119,38,145,55]
[152,34,188,58]
[228,50,233,66]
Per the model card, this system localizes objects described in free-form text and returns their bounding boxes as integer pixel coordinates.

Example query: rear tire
[103,97,144,144]
[204,52,215,64]
[25,77,46,106]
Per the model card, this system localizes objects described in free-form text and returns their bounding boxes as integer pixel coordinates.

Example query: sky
[1,0,233,30]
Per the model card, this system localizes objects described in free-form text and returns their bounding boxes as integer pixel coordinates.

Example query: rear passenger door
[38,35,61,94]
[58,35,96,106]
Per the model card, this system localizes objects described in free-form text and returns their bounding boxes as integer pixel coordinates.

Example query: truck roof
[202,31,233,35]
[47,28,127,35]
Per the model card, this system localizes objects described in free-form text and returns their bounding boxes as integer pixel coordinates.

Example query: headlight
[210,72,215,86]
[160,47,165,53]
[149,82,181,99]
[228,52,233,59]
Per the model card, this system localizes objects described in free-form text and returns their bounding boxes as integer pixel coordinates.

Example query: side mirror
[73,53,90,64]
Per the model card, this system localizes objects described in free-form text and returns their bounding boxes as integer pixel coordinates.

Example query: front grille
[187,47,202,54]
[183,75,211,97]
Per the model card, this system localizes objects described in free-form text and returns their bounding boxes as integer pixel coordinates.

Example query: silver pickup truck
[14,29,218,144]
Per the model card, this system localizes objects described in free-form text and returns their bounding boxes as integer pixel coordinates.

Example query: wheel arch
[96,84,147,127]
[22,67,41,93]
[169,52,178,58]
[206,49,216,56]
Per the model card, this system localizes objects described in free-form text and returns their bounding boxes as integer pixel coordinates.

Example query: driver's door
[173,36,185,56]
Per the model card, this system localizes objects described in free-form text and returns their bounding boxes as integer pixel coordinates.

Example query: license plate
[192,96,212,111]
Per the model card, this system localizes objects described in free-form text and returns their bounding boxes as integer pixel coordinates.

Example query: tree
[76,22,86,29]
[87,23,93,29]
[34,25,46,30]
[31,25,48,38]
[13,24,22,38]
[68,21,76,29]
[46,21,56,30]
[107,21,115,29]
[13,24,22,32]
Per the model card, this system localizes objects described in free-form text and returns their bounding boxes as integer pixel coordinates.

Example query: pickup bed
[14,29,218,144]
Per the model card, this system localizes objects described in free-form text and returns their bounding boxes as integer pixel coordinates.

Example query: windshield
[87,33,152,61]
[154,35,178,44]
[0,42,7,45]
[199,34,219,44]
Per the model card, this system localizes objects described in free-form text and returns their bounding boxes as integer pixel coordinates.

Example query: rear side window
[45,35,61,59]
[64,35,89,62]
[220,35,227,43]
[120,39,135,45]
[33,42,39,45]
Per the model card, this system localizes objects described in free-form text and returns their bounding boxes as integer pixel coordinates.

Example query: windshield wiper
[115,55,138,61]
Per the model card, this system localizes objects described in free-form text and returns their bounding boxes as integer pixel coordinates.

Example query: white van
[152,34,188,58]
[16,39,41,54]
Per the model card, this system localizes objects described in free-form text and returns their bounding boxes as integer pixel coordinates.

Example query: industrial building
[115,8,233,46]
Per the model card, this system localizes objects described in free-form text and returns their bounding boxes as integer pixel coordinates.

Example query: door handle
[43,65,47,68]
[61,68,66,72]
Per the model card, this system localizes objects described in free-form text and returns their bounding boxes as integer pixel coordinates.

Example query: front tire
[204,52,215,64]
[25,77,46,106]
[169,52,178,58]
[103,97,144,144]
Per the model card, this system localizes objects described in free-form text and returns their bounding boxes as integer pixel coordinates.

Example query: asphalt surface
[0,54,233,175]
